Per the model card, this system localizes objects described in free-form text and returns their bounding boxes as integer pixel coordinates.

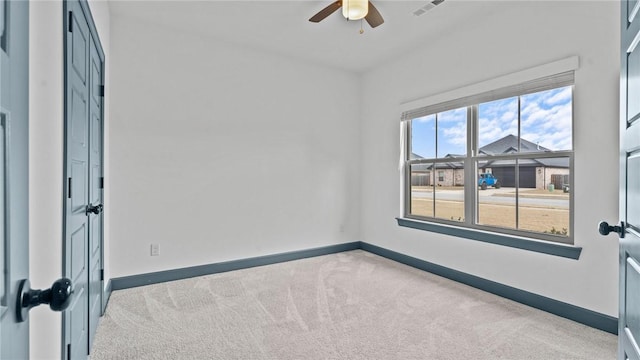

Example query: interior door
[0,0,30,358]
[87,29,104,351]
[618,1,640,359]
[64,2,91,359]
[64,0,105,358]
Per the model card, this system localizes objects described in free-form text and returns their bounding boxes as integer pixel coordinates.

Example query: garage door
[489,167,536,188]
[490,168,514,187]
[518,167,536,188]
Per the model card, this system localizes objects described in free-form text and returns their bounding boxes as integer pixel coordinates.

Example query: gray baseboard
[359,242,618,335]
[111,242,361,290]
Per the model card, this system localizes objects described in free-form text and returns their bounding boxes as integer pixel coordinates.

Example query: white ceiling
[108,0,498,73]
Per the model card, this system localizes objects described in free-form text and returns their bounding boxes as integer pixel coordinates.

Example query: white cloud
[441,125,467,146]
[438,109,467,155]
[477,97,519,146]
[521,99,572,150]
[544,87,572,106]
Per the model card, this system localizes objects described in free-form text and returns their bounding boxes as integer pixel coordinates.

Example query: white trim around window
[398,57,580,253]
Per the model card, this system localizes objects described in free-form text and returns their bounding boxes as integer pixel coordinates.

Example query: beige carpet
[90,250,616,359]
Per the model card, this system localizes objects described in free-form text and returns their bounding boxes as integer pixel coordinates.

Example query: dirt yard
[410,198,570,236]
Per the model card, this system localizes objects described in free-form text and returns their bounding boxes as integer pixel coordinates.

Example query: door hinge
[66,344,71,360]
[68,178,72,198]
[100,269,104,281]
[68,12,73,32]
[100,177,104,189]
[99,85,105,97]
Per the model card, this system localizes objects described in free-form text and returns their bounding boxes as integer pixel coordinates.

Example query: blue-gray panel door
[88,26,104,351]
[620,1,640,359]
[0,0,29,358]
[64,1,105,358]
[65,2,90,359]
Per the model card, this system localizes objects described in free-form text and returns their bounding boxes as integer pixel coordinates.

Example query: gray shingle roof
[478,135,568,168]
[478,134,551,155]
[410,135,568,170]
[480,157,569,168]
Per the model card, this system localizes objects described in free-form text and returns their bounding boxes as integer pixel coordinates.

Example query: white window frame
[399,59,578,247]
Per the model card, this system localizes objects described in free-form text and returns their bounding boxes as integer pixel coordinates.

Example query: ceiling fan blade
[309,1,342,23]
[365,2,384,28]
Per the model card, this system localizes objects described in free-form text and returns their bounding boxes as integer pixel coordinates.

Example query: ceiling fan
[309,0,384,28]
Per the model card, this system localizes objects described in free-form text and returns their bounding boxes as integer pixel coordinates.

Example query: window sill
[396,218,582,260]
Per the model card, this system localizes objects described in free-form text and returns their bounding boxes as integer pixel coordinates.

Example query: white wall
[108,15,361,278]
[29,1,110,358]
[361,1,620,316]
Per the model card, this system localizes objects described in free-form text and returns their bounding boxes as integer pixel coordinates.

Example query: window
[403,73,573,244]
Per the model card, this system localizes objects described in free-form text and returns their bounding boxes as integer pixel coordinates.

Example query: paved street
[411,188,569,208]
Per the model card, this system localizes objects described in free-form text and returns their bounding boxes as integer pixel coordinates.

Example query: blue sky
[411,86,572,158]
[411,108,466,158]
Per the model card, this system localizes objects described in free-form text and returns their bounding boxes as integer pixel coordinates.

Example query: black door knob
[16,278,74,322]
[86,203,103,215]
[598,221,625,238]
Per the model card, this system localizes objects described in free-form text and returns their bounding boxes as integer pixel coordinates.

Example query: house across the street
[411,134,569,189]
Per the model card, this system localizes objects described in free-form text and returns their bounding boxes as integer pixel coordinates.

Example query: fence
[411,173,431,186]
[551,174,569,190]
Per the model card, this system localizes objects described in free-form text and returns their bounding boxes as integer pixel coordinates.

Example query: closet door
[64,0,105,358]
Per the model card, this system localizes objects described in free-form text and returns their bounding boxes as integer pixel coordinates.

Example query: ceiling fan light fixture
[342,0,368,20]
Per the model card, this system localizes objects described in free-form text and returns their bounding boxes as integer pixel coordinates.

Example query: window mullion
[433,114,438,217]
[515,158,520,229]
[405,120,411,162]
[516,96,521,229]
[464,106,476,225]
[404,121,410,218]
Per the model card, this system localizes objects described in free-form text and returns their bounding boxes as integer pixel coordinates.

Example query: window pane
[434,162,464,222]
[518,157,570,236]
[410,164,433,217]
[477,161,516,229]
[478,97,518,155]
[520,86,572,152]
[411,115,436,159]
[437,107,467,158]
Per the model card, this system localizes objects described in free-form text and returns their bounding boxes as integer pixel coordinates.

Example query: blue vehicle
[478,173,501,190]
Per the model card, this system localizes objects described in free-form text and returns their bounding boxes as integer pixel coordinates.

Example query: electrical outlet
[150,243,160,256]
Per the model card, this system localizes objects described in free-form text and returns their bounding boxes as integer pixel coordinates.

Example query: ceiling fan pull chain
[360,19,364,34]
